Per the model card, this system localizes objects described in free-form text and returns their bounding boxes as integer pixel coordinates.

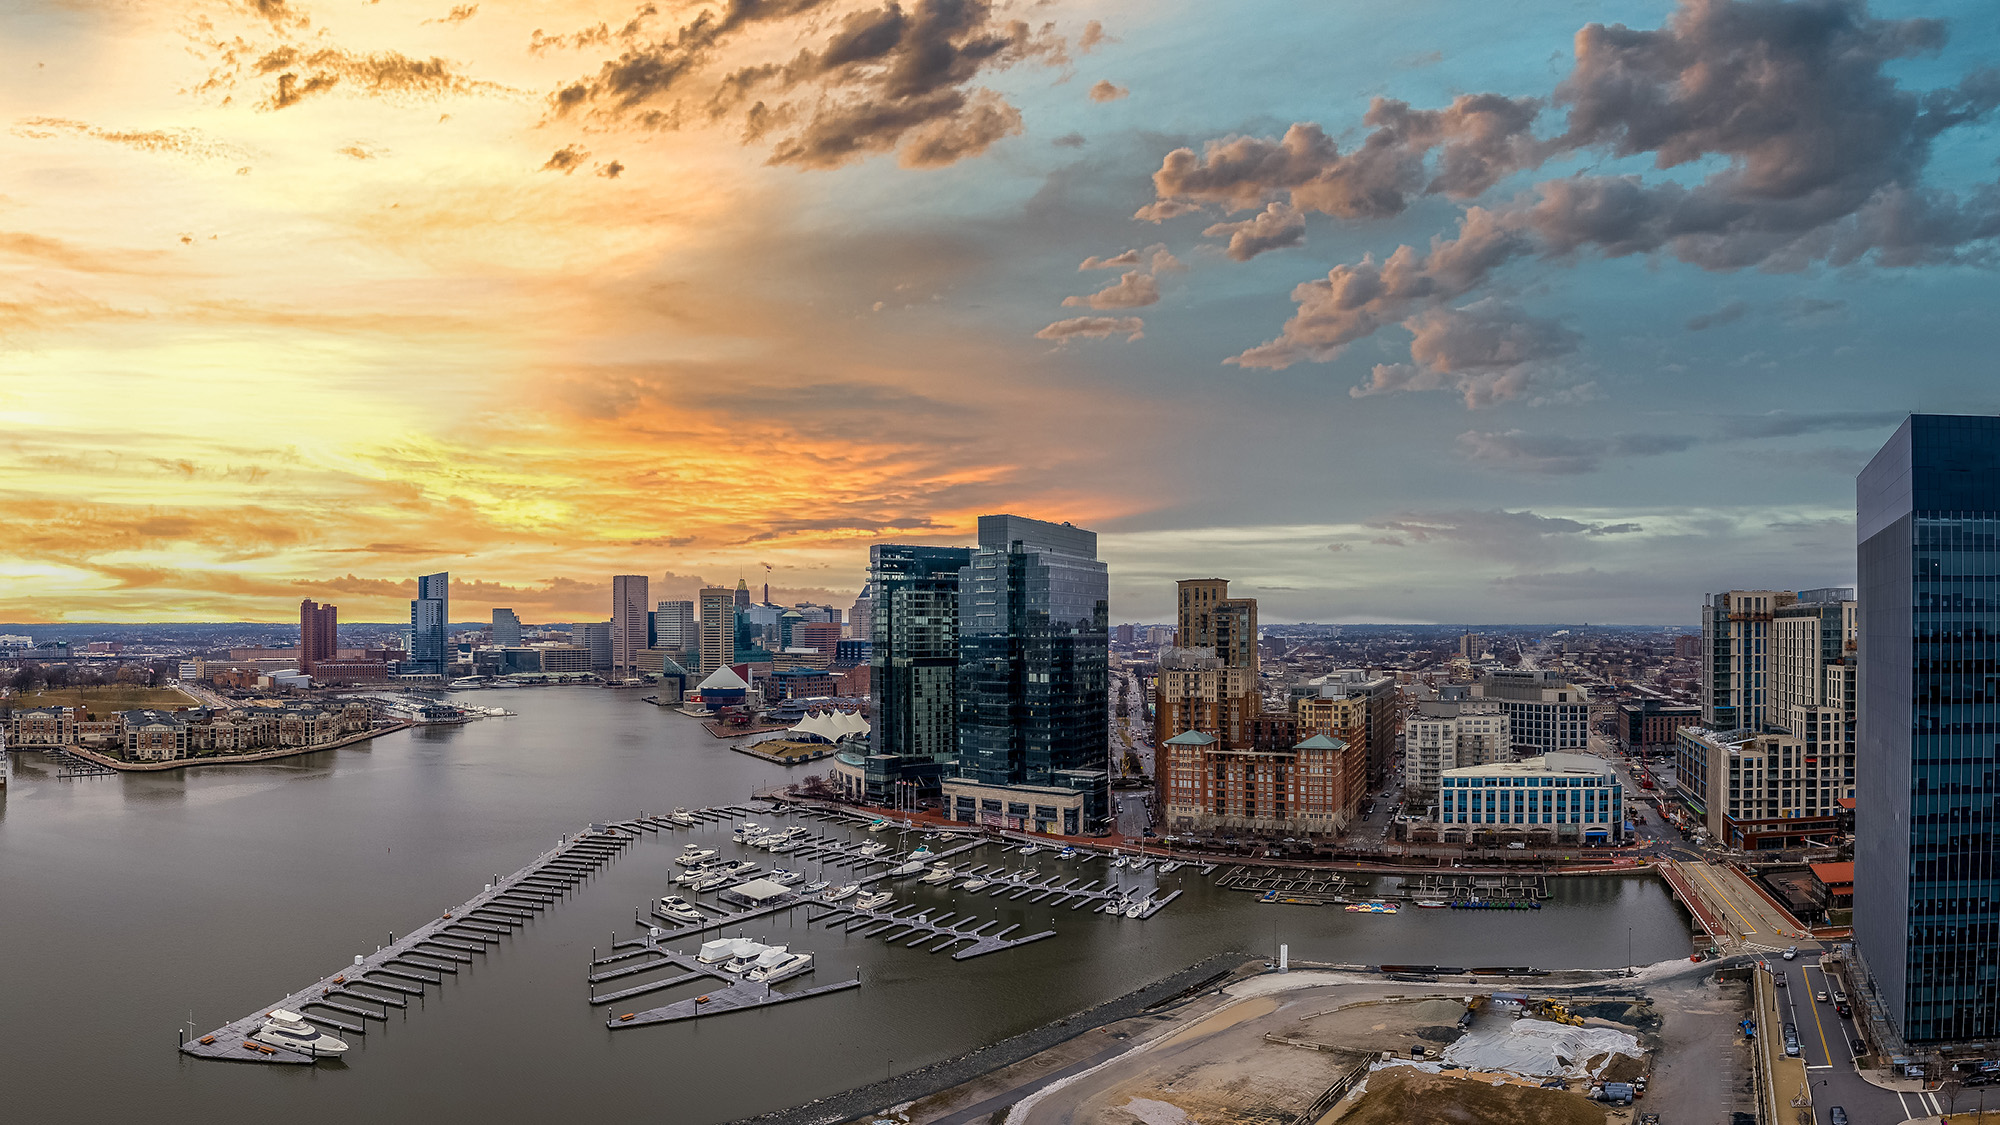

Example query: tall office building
[945,515,1109,835]
[848,584,874,642]
[580,621,613,671]
[698,586,736,674]
[299,599,337,673]
[1701,590,1798,730]
[610,575,649,675]
[1459,633,1484,660]
[1856,414,2000,1047]
[491,608,522,647]
[654,600,696,653]
[734,578,751,609]
[859,545,974,802]
[408,572,449,676]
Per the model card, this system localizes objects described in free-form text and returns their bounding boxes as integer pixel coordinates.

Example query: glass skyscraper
[866,544,973,800]
[1856,414,2000,1046]
[953,515,1110,831]
[408,571,449,677]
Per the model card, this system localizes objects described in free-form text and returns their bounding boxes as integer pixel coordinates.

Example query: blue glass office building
[408,571,449,677]
[1856,415,2000,1046]
[865,544,974,800]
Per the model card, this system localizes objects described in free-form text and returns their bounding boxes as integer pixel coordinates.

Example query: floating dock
[594,935,860,1029]
[178,825,637,1065]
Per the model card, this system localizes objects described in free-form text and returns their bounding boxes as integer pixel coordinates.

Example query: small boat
[887,860,925,877]
[1017,844,1039,857]
[735,945,791,976]
[867,819,892,833]
[1109,854,1127,869]
[692,870,736,892]
[669,807,697,825]
[922,832,939,842]
[745,951,814,984]
[855,891,893,910]
[657,895,703,923]
[1057,846,1077,860]
[802,879,830,894]
[251,1009,348,1056]
[856,841,888,856]
[1124,897,1152,918]
[822,883,860,903]
[720,860,760,876]
[959,877,990,892]
[767,869,804,886]
[725,943,783,974]
[906,845,935,861]
[769,839,802,853]
[1099,894,1127,914]
[1344,901,1400,914]
[919,863,957,885]
[1160,861,1182,873]
[675,848,718,866]
[1130,857,1153,871]
[1415,900,1451,909]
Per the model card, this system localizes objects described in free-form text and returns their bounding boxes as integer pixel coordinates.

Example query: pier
[805,902,1058,958]
[178,825,637,1066]
[593,935,860,1029]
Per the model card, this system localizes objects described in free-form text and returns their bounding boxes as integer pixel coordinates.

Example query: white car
[1782,947,1798,960]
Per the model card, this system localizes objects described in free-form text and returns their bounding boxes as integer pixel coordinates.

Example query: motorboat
[1130,857,1153,871]
[906,845,935,861]
[802,880,830,894]
[1057,846,1077,860]
[867,819,892,833]
[822,883,860,902]
[700,936,768,966]
[669,810,698,826]
[1099,893,1127,914]
[769,839,802,853]
[767,869,804,886]
[251,1009,349,1056]
[856,841,888,856]
[1159,861,1181,873]
[1017,843,1039,857]
[1109,854,1127,869]
[959,877,990,892]
[1415,900,1451,909]
[922,832,940,842]
[745,951,814,984]
[719,860,760,876]
[887,860,925,877]
[657,896,703,924]
[780,826,810,840]
[676,847,719,866]
[727,944,786,974]
[855,891,894,910]
[692,870,737,892]
[919,863,957,885]
[1124,897,1152,919]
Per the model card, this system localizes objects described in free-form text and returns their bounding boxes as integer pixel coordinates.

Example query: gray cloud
[1062,269,1159,309]
[1348,299,1580,408]
[1035,315,1144,342]
[541,144,589,173]
[1203,202,1305,261]
[1716,410,1903,439]
[1457,429,1698,474]
[1686,299,1749,330]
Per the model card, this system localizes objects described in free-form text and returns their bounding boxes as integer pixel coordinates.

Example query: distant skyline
[5,0,1994,624]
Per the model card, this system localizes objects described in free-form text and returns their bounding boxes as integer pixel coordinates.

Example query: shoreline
[51,721,414,773]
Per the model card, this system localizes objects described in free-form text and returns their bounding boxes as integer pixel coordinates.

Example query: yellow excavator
[1530,999,1585,1026]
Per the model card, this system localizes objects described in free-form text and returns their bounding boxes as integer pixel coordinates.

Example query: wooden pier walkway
[178,824,637,1066]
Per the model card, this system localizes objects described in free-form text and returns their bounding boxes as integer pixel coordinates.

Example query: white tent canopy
[696,665,749,692]
[788,709,870,743]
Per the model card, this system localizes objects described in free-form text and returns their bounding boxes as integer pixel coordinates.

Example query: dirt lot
[7,685,198,716]
[1325,1067,1607,1125]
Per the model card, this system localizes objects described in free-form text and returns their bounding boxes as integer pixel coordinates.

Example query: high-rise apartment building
[580,622,613,671]
[862,545,973,802]
[698,586,736,674]
[299,599,337,674]
[654,600,696,653]
[1298,670,1402,790]
[491,608,522,647]
[610,574,649,675]
[1701,590,1798,731]
[945,515,1109,835]
[1460,633,1484,660]
[1855,414,2000,1047]
[407,572,449,676]
[1402,699,1510,801]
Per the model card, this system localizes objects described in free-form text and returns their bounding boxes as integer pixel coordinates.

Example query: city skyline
[5,0,1996,624]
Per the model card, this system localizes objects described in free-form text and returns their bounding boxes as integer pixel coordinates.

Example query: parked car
[1832,989,1848,1003]
[1775,971,1787,987]
[1835,1002,1851,1018]
[1785,1038,1801,1057]
[1851,1038,1867,1055]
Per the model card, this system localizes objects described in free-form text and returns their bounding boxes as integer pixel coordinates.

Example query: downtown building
[1675,587,1856,851]
[406,572,449,677]
[610,574,649,677]
[1854,414,2000,1049]
[943,515,1110,836]
[1470,669,1591,756]
[834,545,972,804]
[698,586,736,674]
[1295,670,1401,793]
[299,599,337,674]
[491,608,522,647]
[1401,694,1511,804]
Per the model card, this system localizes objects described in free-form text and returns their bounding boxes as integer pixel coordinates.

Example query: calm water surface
[0,688,1693,1123]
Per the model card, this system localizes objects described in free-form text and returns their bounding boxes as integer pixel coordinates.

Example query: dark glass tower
[408,571,449,676]
[866,544,973,799]
[955,515,1110,826]
[1856,414,2000,1046]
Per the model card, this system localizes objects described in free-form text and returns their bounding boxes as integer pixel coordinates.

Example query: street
[1776,959,1911,1125]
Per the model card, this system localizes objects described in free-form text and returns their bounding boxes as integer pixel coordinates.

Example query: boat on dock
[855,891,893,910]
[906,845,935,861]
[251,1009,349,1057]
[726,944,785,974]
[744,951,813,984]
[821,883,860,903]
[1344,901,1400,914]
[1098,893,1127,914]
[855,841,888,856]
[959,877,990,892]
[692,870,738,892]
[867,818,892,832]
[1124,897,1152,918]
[1109,853,1127,869]
[657,896,703,924]
[802,879,829,894]
[1415,900,1451,909]
[1160,861,1182,873]
[676,847,718,866]
[1130,857,1152,871]
[887,859,925,877]
[1017,844,1039,857]
[919,863,958,885]
[669,808,697,826]
[1057,846,1077,860]
[766,869,804,886]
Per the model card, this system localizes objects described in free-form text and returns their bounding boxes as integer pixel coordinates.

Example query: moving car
[1782,946,1798,960]
[1816,989,1830,1003]
[1828,1108,1848,1125]
[1775,971,1787,987]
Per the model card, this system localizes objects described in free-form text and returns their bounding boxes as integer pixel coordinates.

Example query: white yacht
[1016,843,1039,857]
[251,1009,349,1056]
[745,951,814,984]
[855,891,893,910]
[1099,893,1127,914]
[767,869,804,886]
[822,883,860,903]
[867,818,892,833]
[1109,853,1127,869]
[1124,897,1152,919]
[769,839,802,853]
[887,859,925,877]
[692,870,736,892]
[699,936,766,965]
[727,944,785,974]
[959,877,990,892]
[802,879,830,894]
[1057,846,1078,860]
[856,841,888,856]
[1159,860,1182,873]
[657,896,703,924]
[676,846,718,866]
[906,845,935,861]
[919,863,957,885]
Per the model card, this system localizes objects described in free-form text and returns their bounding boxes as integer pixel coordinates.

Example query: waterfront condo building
[1295,670,1401,791]
[299,599,337,674]
[698,586,735,673]
[491,608,522,647]
[407,571,449,677]
[1701,589,1798,730]
[610,574,649,676]
[854,545,973,802]
[1471,670,1590,756]
[1401,698,1511,803]
[944,515,1109,836]
[1854,414,2000,1048]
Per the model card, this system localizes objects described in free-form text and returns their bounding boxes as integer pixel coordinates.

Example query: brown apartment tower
[299,599,338,673]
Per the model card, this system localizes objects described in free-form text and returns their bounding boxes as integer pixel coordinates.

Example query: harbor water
[0,688,1694,1123]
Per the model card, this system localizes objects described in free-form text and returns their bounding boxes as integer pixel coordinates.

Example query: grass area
[747,739,837,760]
[1327,1067,1605,1125]
[7,685,200,716]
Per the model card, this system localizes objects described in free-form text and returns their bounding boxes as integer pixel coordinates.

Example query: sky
[2,0,1997,626]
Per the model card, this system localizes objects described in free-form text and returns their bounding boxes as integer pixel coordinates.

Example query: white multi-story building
[1402,700,1511,801]
[1701,589,1794,731]
[1434,752,1624,844]
[1472,670,1589,755]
